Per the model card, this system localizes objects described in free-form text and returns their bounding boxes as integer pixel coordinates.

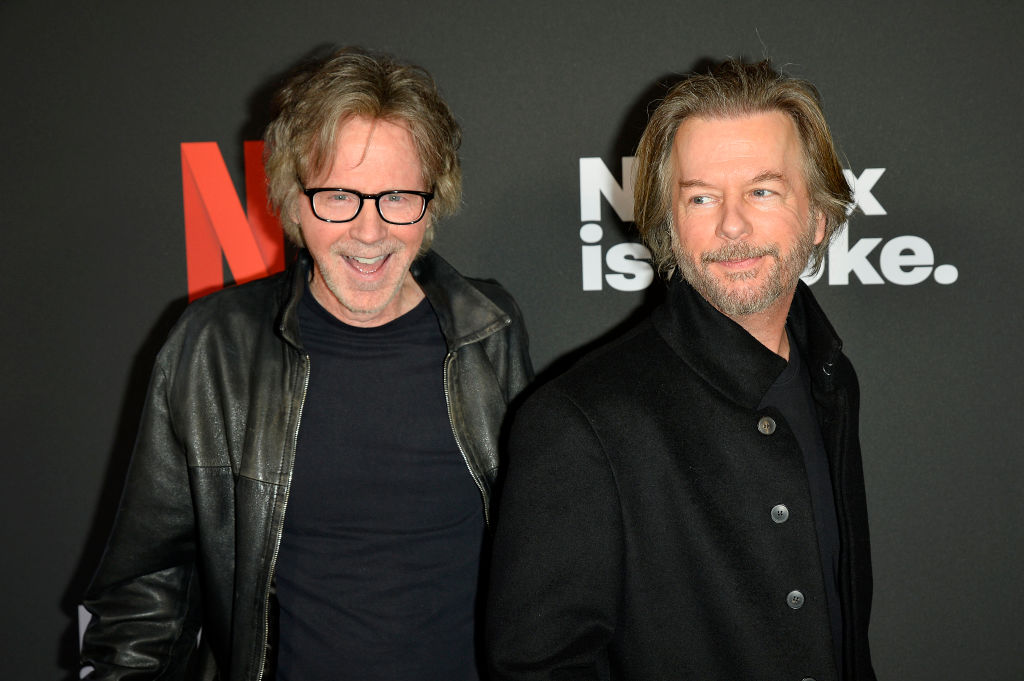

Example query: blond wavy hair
[264,47,462,250]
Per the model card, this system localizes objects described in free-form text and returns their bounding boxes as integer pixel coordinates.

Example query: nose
[348,198,389,243]
[716,196,753,241]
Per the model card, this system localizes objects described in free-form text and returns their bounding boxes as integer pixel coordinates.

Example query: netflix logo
[181,141,285,300]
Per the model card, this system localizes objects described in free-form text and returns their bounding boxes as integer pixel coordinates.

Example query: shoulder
[184,272,285,319]
[463,275,524,322]
[414,250,530,341]
[415,250,521,309]
[178,274,283,332]
[508,320,679,473]
[531,318,668,409]
[157,271,290,365]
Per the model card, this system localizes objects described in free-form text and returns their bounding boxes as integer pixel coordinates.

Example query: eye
[384,193,410,204]
[751,188,774,198]
[691,195,712,205]
[324,191,355,203]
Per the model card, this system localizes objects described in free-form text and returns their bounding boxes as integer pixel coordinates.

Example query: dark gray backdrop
[2,1,1020,679]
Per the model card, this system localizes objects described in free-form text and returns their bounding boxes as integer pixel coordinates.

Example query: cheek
[672,215,711,251]
[403,225,428,251]
[767,207,809,242]
[300,219,340,254]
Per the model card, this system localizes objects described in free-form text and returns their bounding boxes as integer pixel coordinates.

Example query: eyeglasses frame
[301,187,435,225]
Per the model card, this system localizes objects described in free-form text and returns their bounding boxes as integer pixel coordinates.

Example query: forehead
[671,111,805,180]
[313,115,423,186]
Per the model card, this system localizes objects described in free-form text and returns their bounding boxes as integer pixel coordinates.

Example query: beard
[311,235,415,322]
[673,220,817,317]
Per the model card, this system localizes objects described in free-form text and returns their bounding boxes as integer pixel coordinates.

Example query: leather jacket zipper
[443,351,490,526]
[256,354,310,681]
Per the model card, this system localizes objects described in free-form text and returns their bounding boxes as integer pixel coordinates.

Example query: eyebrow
[751,170,786,184]
[677,171,787,190]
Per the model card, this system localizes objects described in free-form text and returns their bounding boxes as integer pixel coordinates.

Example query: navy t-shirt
[274,288,485,681]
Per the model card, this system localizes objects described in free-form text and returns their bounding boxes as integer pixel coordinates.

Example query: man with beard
[81,48,532,681]
[487,60,876,681]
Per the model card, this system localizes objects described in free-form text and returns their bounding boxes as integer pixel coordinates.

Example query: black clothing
[275,293,482,681]
[488,277,875,681]
[759,334,844,676]
[81,250,532,681]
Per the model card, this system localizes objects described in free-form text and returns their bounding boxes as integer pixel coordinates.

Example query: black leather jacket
[81,250,533,680]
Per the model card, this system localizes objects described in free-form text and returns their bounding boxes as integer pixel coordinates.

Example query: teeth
[350,255,385,264]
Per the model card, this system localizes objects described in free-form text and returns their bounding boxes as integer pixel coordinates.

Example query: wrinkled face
[297,116,428,327]
[670,111,825,318]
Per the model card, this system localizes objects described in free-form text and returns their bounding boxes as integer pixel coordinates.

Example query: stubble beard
[314,238,411,320]
[673,222,817,317]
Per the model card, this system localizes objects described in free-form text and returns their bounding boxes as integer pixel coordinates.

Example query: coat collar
[652,274,844,409]
[411,250,511,351]
[275,249,509,352]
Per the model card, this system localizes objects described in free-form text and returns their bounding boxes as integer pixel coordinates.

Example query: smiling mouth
[717,256,761,267]
[345,254,389,274]
[703,246,778,267]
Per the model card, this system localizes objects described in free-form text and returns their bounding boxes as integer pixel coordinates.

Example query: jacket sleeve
[487,385,621,680]
[80,343,204,679]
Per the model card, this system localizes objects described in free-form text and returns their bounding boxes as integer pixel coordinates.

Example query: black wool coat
[487,277,876,681]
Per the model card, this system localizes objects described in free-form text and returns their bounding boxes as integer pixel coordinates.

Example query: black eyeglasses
[301,187,434,225]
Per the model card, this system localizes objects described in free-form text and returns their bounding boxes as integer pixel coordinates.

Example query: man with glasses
[81,47,532,681]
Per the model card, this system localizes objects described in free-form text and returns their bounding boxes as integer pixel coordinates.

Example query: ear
[287,196,302,226]
[813,210,827,245]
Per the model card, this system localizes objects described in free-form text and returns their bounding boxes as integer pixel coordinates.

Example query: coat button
[802,678,816,681]
[822,361,834,376]
[787,590,805,609]
[771,504,789,523]
[757,416,776,435]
